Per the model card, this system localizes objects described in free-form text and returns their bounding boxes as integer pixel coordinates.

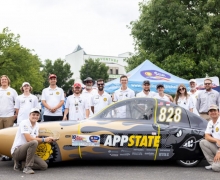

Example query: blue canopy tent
[105,60,190,94]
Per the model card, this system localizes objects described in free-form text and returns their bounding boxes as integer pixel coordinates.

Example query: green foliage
[127,0,220,79]
[0,27,44,93]
[80,58,109,82]
[42,58,74,92]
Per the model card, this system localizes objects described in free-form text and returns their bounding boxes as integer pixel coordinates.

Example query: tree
[80,58,109,82]
[42,58,74,92]
[127,0,220,79]
[0,27,44,93]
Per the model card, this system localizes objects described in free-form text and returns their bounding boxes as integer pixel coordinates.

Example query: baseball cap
[208,105,219,112]
[73,83,81,88]
[143,80,150,85]
[189,79,196,83]
[30,108,40,114]
[157,84,164,89]
[49,74,57,79]
[22,82,30,87]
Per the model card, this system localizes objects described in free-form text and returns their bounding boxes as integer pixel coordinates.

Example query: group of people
[1,73,220,173]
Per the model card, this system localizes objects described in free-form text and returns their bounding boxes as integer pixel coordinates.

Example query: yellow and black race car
[0,97,207,167]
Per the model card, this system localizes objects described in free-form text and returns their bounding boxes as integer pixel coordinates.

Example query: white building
[65,45,132,81]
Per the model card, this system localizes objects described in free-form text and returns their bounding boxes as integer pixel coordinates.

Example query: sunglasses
[178,88,185,91]
[212,125,214,133]
[205,83,211,85]
[86,81,93,83]
[97,84,104,86]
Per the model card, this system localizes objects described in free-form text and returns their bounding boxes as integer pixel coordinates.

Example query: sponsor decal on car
[104,135,160,148]
[72,135,100,146]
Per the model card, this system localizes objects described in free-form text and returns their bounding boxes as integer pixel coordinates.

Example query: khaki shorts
[0,116,15,129]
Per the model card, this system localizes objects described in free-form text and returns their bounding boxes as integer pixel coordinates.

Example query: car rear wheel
[176,160,201,167]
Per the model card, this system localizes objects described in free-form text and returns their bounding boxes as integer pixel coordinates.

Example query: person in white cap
[197,78,219,120]
[11,108,54,174]
[0,75,18,161]
[41,74,64,122]
[63,83,89,121]
[14,82,39,125]
[200,105,220,172]
[188,79,200,116]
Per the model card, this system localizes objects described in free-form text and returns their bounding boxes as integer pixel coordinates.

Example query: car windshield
[92,98,155,121]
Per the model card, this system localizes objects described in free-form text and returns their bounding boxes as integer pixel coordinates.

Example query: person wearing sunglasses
[91,79,112,115]
[174,84,193,112]
[188,79,200,116]
[200,104,220,171]
[197,78,219,120]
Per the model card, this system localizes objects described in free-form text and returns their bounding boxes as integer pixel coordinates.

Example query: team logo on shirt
[216,127,219,132]
[7,92,10,95]
[56,92,60,95]
[103,98,107,102]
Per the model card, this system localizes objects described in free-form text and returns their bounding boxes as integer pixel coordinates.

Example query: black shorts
[43,115,63,122]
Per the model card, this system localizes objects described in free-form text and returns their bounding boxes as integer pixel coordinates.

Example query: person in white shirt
[188,79,200,115]
[41,74,64,122]
[15,82,39,125]
[113,75,135,118]
[136,80,157,98]
[82,77,97,117]
[63,83,89,121]
[154,84,170,102]
[11,108,54,174]
[174,84,194,112]
[0,75,18,161]
[200,105,220,172]
[91,79,112,115]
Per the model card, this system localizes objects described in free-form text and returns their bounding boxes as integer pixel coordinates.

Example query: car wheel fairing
[176,159,201,167]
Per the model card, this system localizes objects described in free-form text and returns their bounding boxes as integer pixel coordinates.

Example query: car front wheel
[176,160,201,167]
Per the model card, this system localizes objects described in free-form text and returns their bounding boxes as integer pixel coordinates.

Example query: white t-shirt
[14,94,39,124]
[176,96,194,111]
[188,90,200,116]
[205,117,220,139]
[11,119,39,154]
[154,94,170,102]
[136,91,157,98]
[0,87,18,117]
[82,89,98,117]
[41,86,65,116]
[113,87,135,118]
[91,91,112,114]
[65,94,89,121]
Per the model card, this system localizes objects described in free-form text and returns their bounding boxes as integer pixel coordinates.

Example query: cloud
[0,0,141,61]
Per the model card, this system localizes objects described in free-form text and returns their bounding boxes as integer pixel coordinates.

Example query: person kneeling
[200,105,220,172]
[11,108,54,174]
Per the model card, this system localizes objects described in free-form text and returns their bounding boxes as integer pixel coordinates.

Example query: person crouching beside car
[11,108,54,174]
[200,105,220,172]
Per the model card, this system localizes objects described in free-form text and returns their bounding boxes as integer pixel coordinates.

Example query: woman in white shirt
[174,84,194,112]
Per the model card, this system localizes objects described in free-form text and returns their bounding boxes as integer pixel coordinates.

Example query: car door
[153,99,192,160]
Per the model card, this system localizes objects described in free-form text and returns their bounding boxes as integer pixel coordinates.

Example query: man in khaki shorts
[200,105,220,172]
[11,108,54,174]
[0,75,18,160]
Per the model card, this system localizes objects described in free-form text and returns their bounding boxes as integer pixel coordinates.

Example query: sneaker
[1,156,6,161]
[13,160,21,171]
[23,167,35,174]
[205,165,212,170]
